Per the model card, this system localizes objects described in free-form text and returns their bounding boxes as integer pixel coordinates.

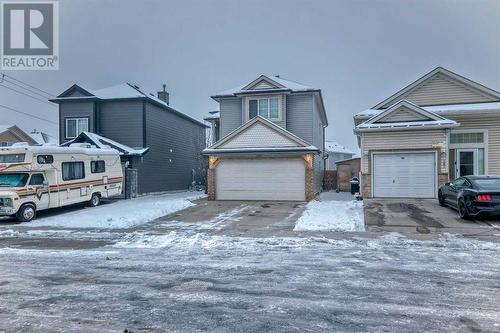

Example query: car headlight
[1,198,13,207]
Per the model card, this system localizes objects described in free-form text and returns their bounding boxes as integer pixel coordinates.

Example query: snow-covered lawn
[294,198,364,232]
[25,191,206,229]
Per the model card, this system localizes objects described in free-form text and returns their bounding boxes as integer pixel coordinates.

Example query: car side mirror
[42,180,49,190]
[445,182,451,186]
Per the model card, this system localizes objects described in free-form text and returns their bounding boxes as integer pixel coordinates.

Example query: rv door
[27,173,50,210]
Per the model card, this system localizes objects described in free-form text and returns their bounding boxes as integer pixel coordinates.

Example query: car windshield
[472,178,500,189]
[0,173,29,187]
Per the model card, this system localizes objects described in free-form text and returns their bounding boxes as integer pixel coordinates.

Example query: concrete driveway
[364,198,500,240]
[157,199,307,237]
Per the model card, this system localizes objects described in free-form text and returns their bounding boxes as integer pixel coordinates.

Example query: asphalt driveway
[364,198,500,240]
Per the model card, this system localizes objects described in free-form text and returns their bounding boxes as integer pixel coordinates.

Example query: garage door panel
[373,153,436,198]
[216,158,305,201]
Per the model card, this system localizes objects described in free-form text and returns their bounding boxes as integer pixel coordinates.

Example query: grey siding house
[203,75,328,201]
[51,83,208,195]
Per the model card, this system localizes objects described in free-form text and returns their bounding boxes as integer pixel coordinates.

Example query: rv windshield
[0,173,29,187]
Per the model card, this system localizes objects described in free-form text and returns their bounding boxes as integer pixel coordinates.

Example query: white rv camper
[0,143,123,222]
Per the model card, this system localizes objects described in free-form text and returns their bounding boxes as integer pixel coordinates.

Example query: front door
[457,149,475,177]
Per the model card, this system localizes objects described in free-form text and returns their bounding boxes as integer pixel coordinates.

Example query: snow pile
[294,200,364,232]
[27,191,206,229]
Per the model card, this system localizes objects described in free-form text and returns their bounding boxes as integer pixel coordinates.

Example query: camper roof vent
[69,143,92,148]
[11,142,29,147]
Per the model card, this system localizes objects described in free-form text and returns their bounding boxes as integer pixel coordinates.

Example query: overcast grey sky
[1,0,499,151]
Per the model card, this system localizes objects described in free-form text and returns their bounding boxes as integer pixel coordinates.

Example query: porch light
[209,156,219,167]
[303,154,313,166]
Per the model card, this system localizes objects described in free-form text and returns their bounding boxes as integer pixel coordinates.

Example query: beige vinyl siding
[219,122,297,149]
[380,73,498,108]
[377,106,430,123]
[361,129,447,174]
[448,115,500,174]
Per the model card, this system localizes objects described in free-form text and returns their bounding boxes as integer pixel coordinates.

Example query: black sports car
[438,176,500,219]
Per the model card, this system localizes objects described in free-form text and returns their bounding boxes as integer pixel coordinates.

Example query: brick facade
[361,174,371,198]
[207,168,216,200]
[305,167,315,200]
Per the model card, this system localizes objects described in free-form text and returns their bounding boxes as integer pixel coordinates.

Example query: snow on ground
[294,196,364,232]
[25,191,206,229]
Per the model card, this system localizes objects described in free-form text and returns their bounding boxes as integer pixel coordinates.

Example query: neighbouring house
[29,129,58,145]
[0,125,37,146]
[50,83,208,195]
[354,67,500,199]
[203,74,328,201]
[325,141,355,170]
[204,111,220,146]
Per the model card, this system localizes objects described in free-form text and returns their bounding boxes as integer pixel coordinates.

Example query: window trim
[90,160,106,174]
[61,161,86,181]
[65,117,89,139]
[244,94,284,122]
[28,173,45,186]
[448,129,488,175]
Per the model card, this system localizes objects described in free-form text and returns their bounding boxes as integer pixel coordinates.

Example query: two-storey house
[203,75,328,201]
[51,83,208,195]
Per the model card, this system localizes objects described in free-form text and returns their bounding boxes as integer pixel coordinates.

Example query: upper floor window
[65,118,88,139]
[249,97,280,120]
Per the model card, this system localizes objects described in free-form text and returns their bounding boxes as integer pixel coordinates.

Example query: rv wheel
[17,204,36,222]
[89,193,101,207]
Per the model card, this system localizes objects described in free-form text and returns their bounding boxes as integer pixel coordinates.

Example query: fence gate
[125,168,138,199]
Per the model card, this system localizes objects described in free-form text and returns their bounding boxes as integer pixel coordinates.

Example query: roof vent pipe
[157,84,169,105]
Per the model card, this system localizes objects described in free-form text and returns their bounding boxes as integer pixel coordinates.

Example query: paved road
[0,230,499,332]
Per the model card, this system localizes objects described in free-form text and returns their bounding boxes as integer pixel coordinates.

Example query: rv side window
[37,155,54,164]
[62,162,85,181]
[91,160,105,173]
[0,153,25,163]
[29,174,45,186]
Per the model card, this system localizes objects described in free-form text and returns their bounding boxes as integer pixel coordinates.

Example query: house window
[62,161,85,181]
[450,132,484,144]
[91,160,106,173]
[249,97,280,120]
[65,118,88,139]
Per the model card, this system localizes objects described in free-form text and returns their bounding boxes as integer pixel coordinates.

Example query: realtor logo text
[1,1,59,70]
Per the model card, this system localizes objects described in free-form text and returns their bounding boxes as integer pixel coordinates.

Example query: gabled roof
[211,74,328,126]
[213,75,316,98]
[365,100,447,124]
[372,67,500,110]
[29,130,58,145]
[0,125,37,144]
[60,131,149,156]
[355,100,459,132]
[51,83,208,128]
[0,125,14,134]
[203,116,319,154]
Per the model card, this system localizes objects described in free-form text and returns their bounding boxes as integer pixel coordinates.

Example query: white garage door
[373,152,436,198]
[216,158,305,201]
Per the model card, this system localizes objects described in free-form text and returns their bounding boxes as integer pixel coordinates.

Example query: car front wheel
[88,193,101,207]
[16,203,36,222]
[458,200,471,220]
